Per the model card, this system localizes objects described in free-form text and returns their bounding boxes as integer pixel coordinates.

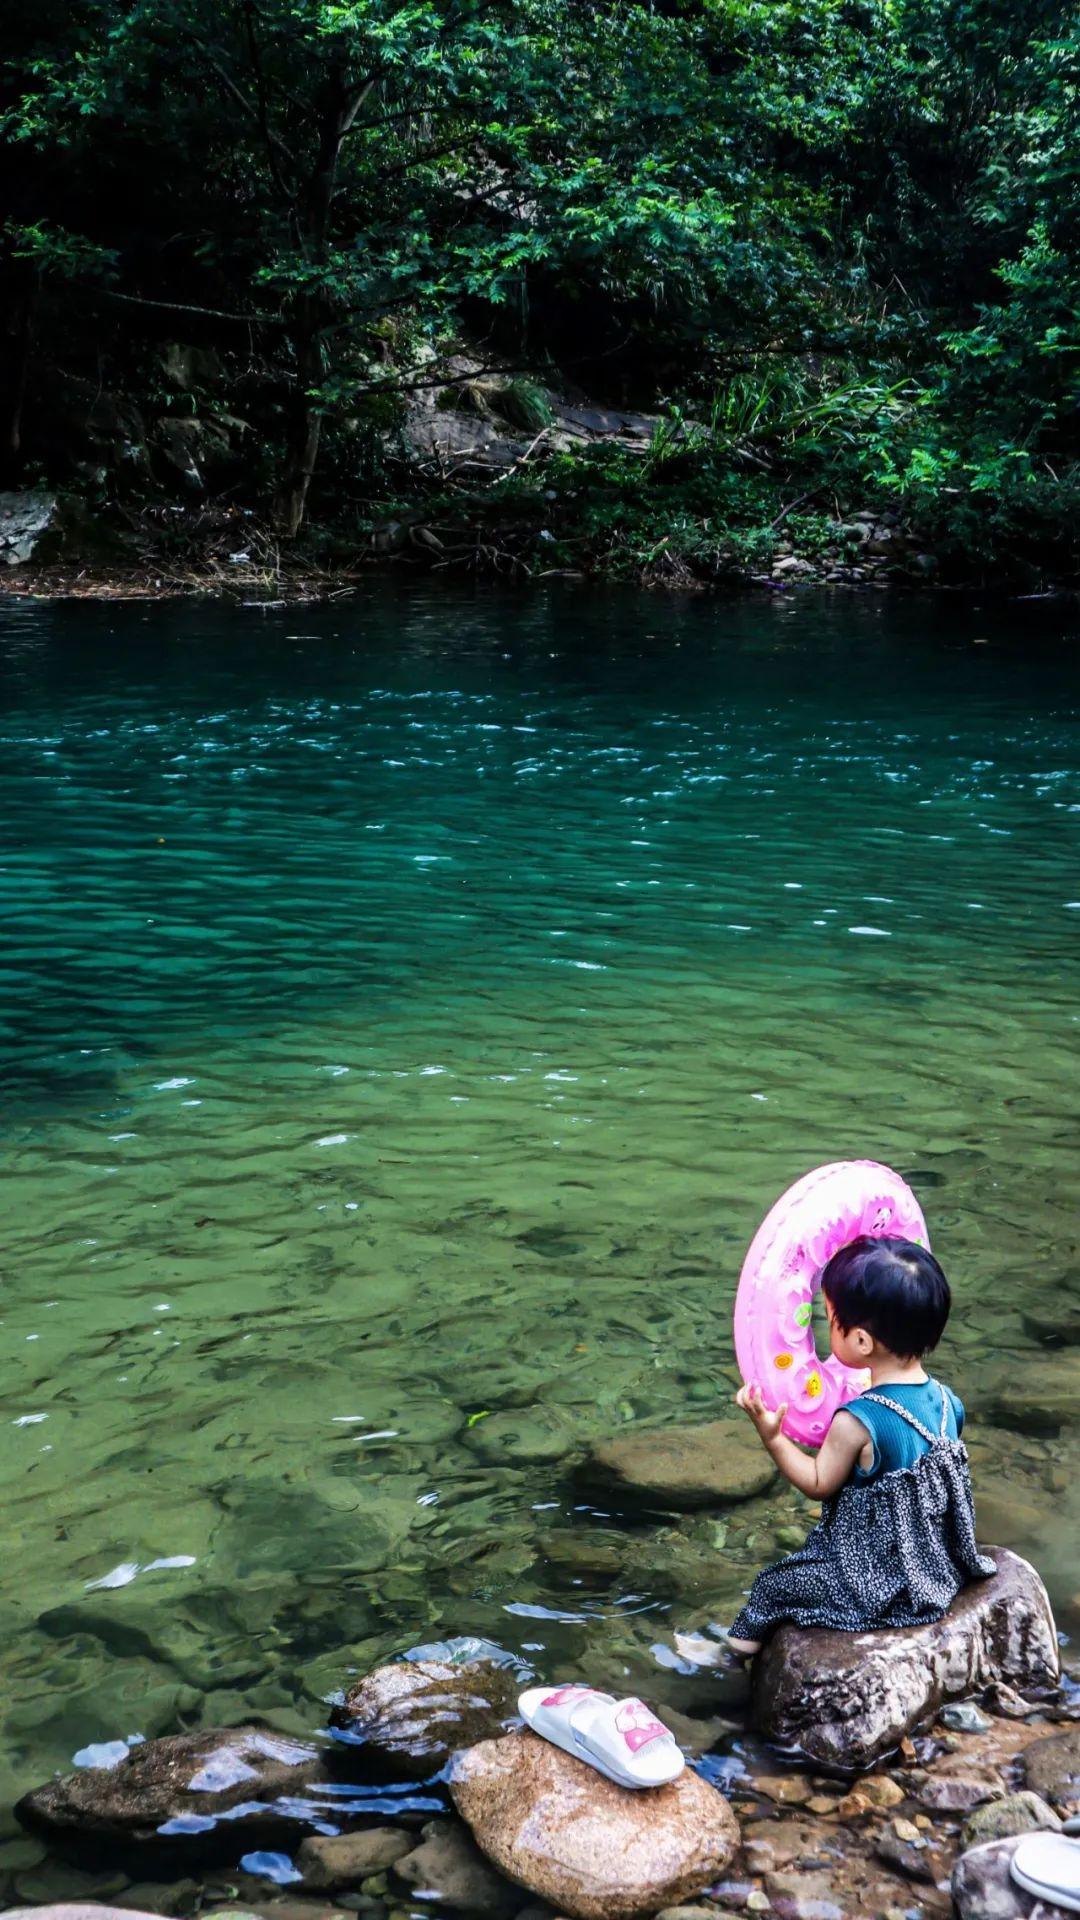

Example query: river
[0,584,1077,1889]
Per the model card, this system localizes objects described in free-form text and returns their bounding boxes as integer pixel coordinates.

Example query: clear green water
[0,586,1078,1854]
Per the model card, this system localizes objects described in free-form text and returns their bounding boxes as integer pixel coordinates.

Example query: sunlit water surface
[0,585,1077,1875]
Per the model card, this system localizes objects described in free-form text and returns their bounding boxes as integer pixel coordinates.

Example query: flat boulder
[1023,1729,1080,1813]
[752,1549,1059,1772]
[449,1728,739,1920]
[330,1658,517,1777]
[16,1727,330,1845]
[584,1421,775,1509]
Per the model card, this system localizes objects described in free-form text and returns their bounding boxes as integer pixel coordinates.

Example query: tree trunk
[272,61,360,537]
[0,263,38,485]
[273,296,325,537]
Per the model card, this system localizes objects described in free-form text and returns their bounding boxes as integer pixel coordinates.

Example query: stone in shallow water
[1023,1729,1080,1813]
[971,1353,1080,1435]
[917,1773,1003,1812]
[962,1792,1062,1850]
[330,1658,518,1778]
[449,1728,739,1920]
[584,1421,776,1509]
[462,1405,579,1464]
[298,1824,413,1888]
[393,1818,520,1916]
[752,1548,1059,1772]
[15,1727,331,1846]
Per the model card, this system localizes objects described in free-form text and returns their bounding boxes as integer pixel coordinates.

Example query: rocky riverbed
[6,1555,1080,1920]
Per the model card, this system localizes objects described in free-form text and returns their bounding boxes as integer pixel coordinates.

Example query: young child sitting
[728,1234,995,1653]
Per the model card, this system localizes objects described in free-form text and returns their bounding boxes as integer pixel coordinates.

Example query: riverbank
[6,357,1080,604]
[4,498,1078,604]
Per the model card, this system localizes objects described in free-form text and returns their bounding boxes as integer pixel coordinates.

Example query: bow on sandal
[518,1684,685,1790]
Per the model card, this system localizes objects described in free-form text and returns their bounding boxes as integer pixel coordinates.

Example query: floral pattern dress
[729,1381,996,1640]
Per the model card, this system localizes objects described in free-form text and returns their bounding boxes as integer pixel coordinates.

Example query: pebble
[874,1831,934,1882]
[837,1775,906,1816]
[746,1895,770,1914]
[754,1775,813,1807]
[893,1818,923,1843]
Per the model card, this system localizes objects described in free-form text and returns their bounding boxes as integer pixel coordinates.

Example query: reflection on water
[0,585,1077,1848]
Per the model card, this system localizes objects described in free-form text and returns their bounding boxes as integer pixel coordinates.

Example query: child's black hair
[821,1235,951,1358]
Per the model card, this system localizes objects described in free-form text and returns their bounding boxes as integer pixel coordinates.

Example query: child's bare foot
[725,1634,762,1658]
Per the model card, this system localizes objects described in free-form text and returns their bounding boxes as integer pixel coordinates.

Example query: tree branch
[241,0,295,202]
[83,286,284,328]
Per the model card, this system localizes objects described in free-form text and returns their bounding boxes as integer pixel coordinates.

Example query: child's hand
[735,1382,788,1448]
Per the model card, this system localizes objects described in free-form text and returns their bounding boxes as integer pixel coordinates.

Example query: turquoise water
[0,585,1078,1867]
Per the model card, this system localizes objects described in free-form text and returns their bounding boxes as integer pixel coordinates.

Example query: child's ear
[852,1326,874,1357]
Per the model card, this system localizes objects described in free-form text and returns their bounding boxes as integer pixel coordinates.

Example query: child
[728,1234,995,1653]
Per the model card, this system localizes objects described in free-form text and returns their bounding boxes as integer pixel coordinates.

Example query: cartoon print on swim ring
[733,1160,930,1446]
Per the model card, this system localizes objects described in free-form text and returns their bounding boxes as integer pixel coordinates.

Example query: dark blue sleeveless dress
[729,1380,995,1640]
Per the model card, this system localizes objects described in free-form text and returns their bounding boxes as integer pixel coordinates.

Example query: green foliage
[2,0,1080,574]
[494,379,553,434]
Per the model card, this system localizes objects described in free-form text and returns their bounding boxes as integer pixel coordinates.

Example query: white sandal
[518,1684,685,1789]
[1011,1832,1080,1913]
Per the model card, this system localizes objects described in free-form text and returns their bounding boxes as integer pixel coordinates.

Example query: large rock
[0,490,63,565]
[330,1658,517,1777]
[584,1422,775,1509]
[752,1549,1059,1772]
[16,1727,331,1845]
[1023,1730,1080,1813]
[449,1729,739,1920]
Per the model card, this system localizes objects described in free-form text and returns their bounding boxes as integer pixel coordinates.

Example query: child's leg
[725,1632,762,1657]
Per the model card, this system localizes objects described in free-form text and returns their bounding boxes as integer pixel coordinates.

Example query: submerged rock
[298,1824,413,1888]
[15,1727,330,1846]
[449,1728,739,1920]
[1023,1729,1080,1812]
[752,1548,1059,1772]
[394,1818,520,1916]
[463,1405,578,1465]
[972,1354,1080,1435]
[584,1420,775,1509]
[331,1657,518,1777]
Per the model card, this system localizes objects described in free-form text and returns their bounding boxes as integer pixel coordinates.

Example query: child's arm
[735,1383,867,1499]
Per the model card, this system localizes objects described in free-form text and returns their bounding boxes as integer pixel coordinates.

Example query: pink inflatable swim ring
[733,1161,930,1446]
